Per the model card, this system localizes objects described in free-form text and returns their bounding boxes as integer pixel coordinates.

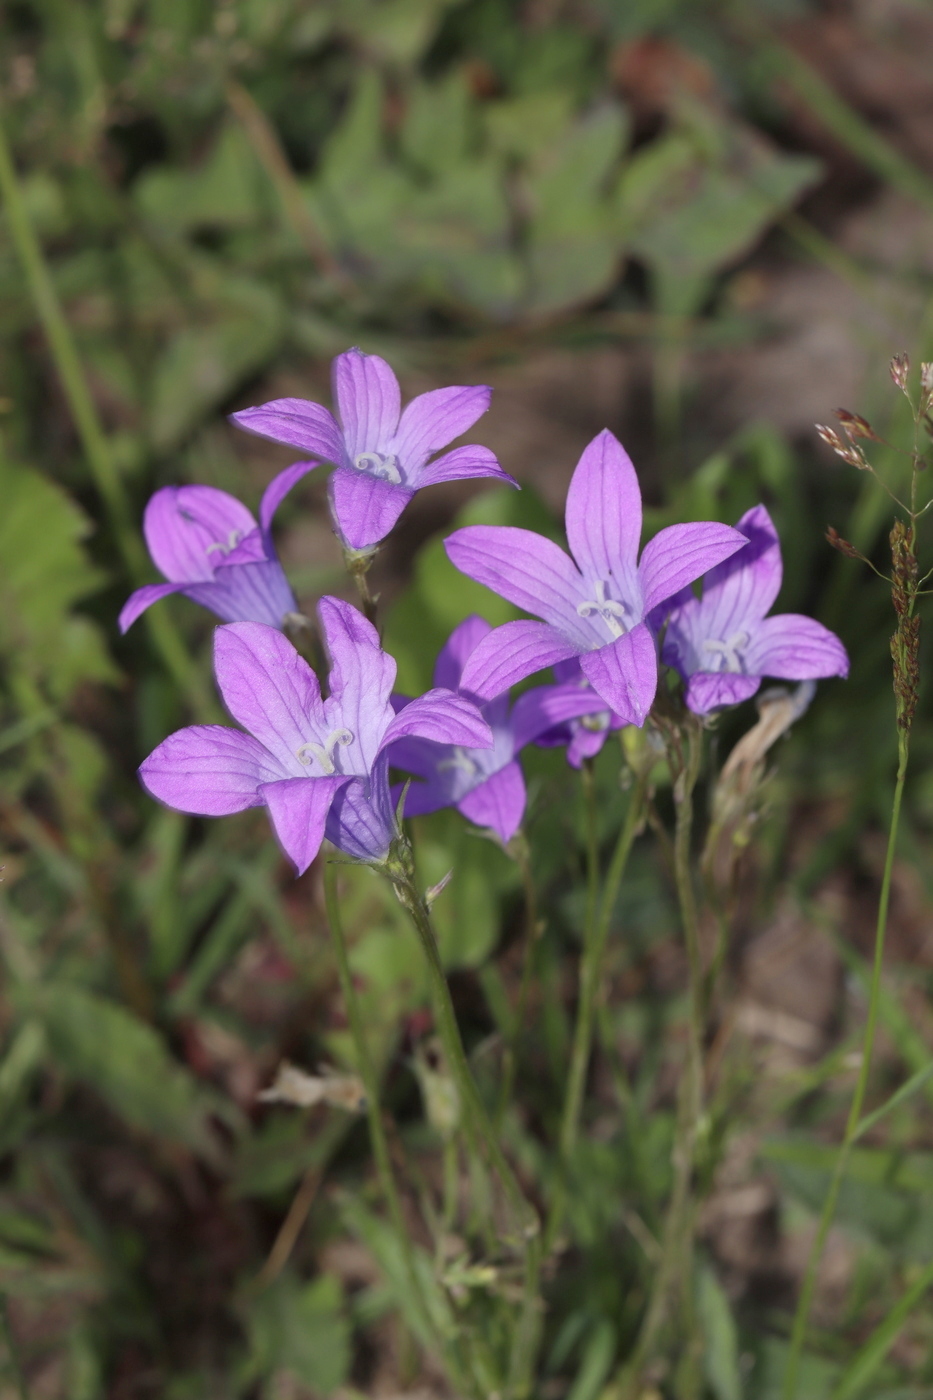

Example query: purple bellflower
[388,617,609,844]
[444,430,747,725]
[532,661,625,769]
[229,348,516,553]
[659,503,849,713]
[119,464,313,633]
[139,598,493,872]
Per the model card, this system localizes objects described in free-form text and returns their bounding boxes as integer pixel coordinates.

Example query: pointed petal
[119,582,188,633]
[380,689,493,754]
[579,623,658,726]
[213,622,324,773]
[260,774,348,875]
[386,733,449,781]
[259,461,320,539]
[400,775,458,818]
[510,681,611,751]
[332,349,401,459]
[186,561,297,629]
[566,725,613,768]
[745,615,849,680]
[696,504,783,639]
[458,762,526,844]
[140,725,286,815]
[325,760,396,862]
[445,526,589,635]
[230,399,347,465]
[432,616,492,691]
[143,485,256,583]
[328,466,413,550]
[317,596,396,767]
[685,672,761,714]
[414,444,517,490]
[392,384,491,472]
[459,620,580,701]
[565,430,643,581]
[638,521,746,614]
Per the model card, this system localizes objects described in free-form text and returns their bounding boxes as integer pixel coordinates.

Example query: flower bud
[834,408,880,442]
[890,353,910,391]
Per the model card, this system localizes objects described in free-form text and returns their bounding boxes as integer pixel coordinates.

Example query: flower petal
[565,429,642,581]
[685,672,761,714]
[432,615,492,691]
[458,620,580,701]
[230,399,347,465]
[579,622,658,726]
[186,562,297,629]
[380,688,493,754]
[510,681,611,750]
[445,526,589,635]
[259,461,320,541]
[140,725,286,815]
[328,466,413,550]
[745,614,849,680]
[638,521,746,614]
[694,503,783,640]
[213,622,324,773]
[318,596,396,768]
[392,384,491,472]
[143,485,256,584]
[457,761,526,844]
[325,760,396,862]
[332,349,401,459]
[260,774,348,875]
[119,582,188,633]
[414,444,517,490]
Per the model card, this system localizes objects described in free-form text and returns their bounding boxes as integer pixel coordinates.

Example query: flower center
[580,712,611,733]
[205,529,244,557]
[702,631,750,674]
[354,451,402,484]
[296,727,354,774]
[576,579,628,639]
[437,748,481,779]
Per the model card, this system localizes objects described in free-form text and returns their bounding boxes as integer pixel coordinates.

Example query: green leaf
[566,1316,616,1400]
[135,123,274,233]
[698,1265,742,1400]
[242,1273,350,1395]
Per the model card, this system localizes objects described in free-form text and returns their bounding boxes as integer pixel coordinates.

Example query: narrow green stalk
[497,832,542,1124]
[344,548,380,628]
[830,1253,933,1400]
[781,728,910,1400]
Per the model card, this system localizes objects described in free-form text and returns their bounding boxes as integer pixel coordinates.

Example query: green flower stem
[0,112,206,712]
[387,855,541,1398]
[496,831,542,1124]
[781,724,910,1400]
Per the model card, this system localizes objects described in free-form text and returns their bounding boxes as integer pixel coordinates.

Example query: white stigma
[581,712,611,733]
[296,727,354,774]
[354,451,402,484]
[702,631,750,674]
[576,579,628,639]
[438,748,481,780]
[206,528,243,557]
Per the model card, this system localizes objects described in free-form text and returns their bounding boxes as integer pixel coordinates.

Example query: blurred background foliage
[3,0,933,1395]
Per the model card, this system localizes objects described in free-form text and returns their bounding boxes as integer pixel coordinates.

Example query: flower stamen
[577,580,628,639]
[438,748,480,779]
[702,631,750,674]
[354,451,402,484]
[206,529,244,557]
[296,727,354,774]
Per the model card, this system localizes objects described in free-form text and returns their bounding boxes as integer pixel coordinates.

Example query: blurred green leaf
[135,123,274,233]
[243,1272,350,1395]
[699,1265,742,1400]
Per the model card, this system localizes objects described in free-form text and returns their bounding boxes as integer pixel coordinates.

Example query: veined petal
[325,759,396,862]
[332,349,401,458]
[685,672,761,714]
[328,466,413,550]
[458,761,526,844]
[510,680,611,751]
[213,622,324,773]
[140,725,286,815]
[445,526,589,635]
[217,527,266,566]
[566,429,642,581]
[393,384,491,472]
[259,461,320,541]
[696,504,783,639]
[186,561,297,629]
[260,774,348,876]
[144,485,256,584]
[399,774,459,818]
[318,596,396,768]
[414,444,517,490]
[579,622,658,726]
[745,614,849,680]
[458,620,580,701]
[119,582,188,633]
[380,688,493,754]
[230,399,347,465]
[638,521,746,614]
[432,615,492,691]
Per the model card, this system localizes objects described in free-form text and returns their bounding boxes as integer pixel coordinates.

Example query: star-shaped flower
[139,598,492,871]
[659,503,849,713]
[444,430,746,724]
[388,617,608,843]
[119,463,313,633]
[230,348,516,552]
[532,661,625,769]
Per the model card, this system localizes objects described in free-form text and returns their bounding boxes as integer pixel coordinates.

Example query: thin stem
[497,832,542,1123]
[781,727,910,1399]
[344,549,380,628]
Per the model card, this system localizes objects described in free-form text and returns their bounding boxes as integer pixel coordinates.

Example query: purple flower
[230,348,516,552]
[659,504,849,714]
[388,617,608,844]
[532,661,625,769]
[444,430,747,725]
[119,464,313,633]
[139,598,493,872]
